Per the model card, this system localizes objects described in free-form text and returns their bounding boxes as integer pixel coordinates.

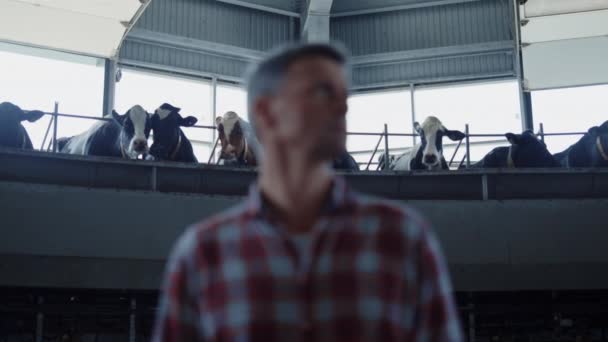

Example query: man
[153,42,462,341]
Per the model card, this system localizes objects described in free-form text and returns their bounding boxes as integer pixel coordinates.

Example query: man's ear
[179,116,198,127]
[254,95,276,131]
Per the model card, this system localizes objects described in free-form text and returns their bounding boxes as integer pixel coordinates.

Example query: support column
[512,0,533,131]
[103,59,117,116]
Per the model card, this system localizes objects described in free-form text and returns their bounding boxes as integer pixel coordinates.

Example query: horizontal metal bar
[216,0,300,17]
[352,41,514,67]
[119,59,244,84]
[332,0,480,18]
[126,28,264,63]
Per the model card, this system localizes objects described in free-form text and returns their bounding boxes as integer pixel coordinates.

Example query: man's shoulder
[189,201,252,236]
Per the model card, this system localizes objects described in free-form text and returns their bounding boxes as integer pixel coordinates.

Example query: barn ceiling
[218,0,458,13]
[0,0,149,58]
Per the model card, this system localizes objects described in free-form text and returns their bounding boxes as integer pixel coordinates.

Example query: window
[0,43,104,150]
[346,88,413,169]
[532,84,608,153]
[216,82,247,121]
[414,80,522,164]
[115,67,213,162]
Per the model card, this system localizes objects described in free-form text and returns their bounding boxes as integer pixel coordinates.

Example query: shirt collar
[245,176,352,219]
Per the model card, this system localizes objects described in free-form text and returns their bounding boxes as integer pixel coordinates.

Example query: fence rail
[30,103,590,170]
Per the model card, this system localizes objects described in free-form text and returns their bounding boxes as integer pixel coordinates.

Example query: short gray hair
[244,42,350,132]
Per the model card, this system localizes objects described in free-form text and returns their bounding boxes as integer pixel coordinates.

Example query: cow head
[505,130,557,167]
[0,102,45,149]
[414,116,466,169]
[216,111,253,166]
[149,103,197,160]
[111,105,151,158]
[583,121,608,166]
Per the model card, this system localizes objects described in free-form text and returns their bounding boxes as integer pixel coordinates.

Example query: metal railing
[30,103,589,171]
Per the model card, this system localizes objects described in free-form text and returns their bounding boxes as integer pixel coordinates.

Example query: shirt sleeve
[415,227,463,342]
[152,227,202,342]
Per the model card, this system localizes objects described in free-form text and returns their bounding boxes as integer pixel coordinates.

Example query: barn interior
[1,0,608,341]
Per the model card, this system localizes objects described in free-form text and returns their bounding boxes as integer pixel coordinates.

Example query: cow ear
[22,110,45,123]
[112,110,126,125]
[445,129,466,141]
[413,122,422,134]
[588,126,599,135]
[179,116,198,127]
[505,133,520,145]
[215,116,223,126]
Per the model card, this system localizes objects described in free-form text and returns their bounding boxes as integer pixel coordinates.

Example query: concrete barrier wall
[2,180,607,292]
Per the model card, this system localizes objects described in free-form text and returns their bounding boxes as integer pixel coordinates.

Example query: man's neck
[258,154,334,234]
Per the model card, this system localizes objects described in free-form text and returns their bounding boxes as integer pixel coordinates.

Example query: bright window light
[0,44,104,151]
[346,88,413,168]
[532,84,608,154]
[415,80,522,163]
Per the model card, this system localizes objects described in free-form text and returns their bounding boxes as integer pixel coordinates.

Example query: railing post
[539,123,545,143]
[465,124,471,168]
[129,298,137,342]
[40,113,54,151]
[383,124,390,171]
[52,102,59,153]
[410,83,417,146]
[365,133,384,171]
[35,296,44,342]
[211,77,218,163]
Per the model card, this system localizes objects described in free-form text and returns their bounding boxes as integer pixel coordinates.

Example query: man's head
[245,42,350,164]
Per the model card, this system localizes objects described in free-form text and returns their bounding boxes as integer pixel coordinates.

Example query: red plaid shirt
[153,177,462,341]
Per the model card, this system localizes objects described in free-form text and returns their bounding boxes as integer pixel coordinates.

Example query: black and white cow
[148,103,198,163]
[0,102,45,149]
[467,131,558,168]
[332,151,360,171]
[553,121,608,168]
[216,111,261,167]
[386,116,465,171]
[58,105,151,159]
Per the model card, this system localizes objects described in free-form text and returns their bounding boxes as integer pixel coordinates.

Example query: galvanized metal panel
[351,52,514,87]
[120,40,249,79]
[134,0,292,50]
[331,0,514,86]
[332,0,513,55]
[121,0,295,79]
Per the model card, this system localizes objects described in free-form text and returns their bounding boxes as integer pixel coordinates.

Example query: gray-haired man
[153,42,463,341]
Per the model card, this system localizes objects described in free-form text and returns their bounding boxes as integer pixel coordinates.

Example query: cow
[148,103,198,163]
[215,111,260,167]
[384,116,466,171]
[466,130,558,168]
[553,121,608,168]
[0,102,45,150]
[58,105,151,159]
[332,151,360,171]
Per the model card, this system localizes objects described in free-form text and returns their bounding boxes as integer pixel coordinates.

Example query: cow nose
[133,139,147,151]
[424,154,437,164]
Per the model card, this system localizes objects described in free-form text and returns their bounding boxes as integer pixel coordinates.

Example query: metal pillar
[512,0,533,131]
[383,124,390,170]
[211,77,218,163]
[410,83,417,145]
[52,102,59,153]
[35,296,44,342]
[103,59,117,116]
[129,298,136,342]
